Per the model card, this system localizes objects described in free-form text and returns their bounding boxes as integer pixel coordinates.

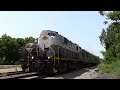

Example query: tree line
[99,11,120,64]
[0,34,36,64]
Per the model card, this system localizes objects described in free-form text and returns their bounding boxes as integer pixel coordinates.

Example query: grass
[97,60,120,79]
[0,73,8,77]
[0,65,21,69]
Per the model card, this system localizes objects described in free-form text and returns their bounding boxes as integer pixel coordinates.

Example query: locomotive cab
[20,43,44,72]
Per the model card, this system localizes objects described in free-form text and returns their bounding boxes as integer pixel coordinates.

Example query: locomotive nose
[42,35,48,40]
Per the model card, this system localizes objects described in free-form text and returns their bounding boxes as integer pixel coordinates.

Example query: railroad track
[0,72,47,79]
[0,71,23,77]
[0,65,97,79]
[19,74,47,79]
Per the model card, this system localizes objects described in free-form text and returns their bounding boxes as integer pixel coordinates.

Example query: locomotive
[19,30,100,74]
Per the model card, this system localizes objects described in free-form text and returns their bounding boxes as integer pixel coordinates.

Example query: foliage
[99,11,120,64]
[0,34,36,65]
[98,60,120,78]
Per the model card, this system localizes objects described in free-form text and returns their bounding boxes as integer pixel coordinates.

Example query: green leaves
[99,11,105,16]
[99,29,106,48]
[99,11,120,63]
[107,11,120,21]
[104,21,108,24]
[0,34,36,65]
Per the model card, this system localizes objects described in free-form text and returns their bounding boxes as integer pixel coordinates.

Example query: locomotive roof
[40,30,97,57]
[41,30,58,34]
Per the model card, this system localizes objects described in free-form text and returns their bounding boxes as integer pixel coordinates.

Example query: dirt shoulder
[0,68,22,73]
[44,65,116,79]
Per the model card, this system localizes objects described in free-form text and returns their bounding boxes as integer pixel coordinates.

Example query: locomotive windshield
[48,33,56,36]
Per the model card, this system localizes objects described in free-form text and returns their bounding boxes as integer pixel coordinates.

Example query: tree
[25,36,35,44]
[0,34,19,64]
[99,11,120,63]
[0,34,36,65]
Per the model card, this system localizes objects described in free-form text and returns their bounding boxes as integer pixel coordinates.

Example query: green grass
[0,65,21,69]
[97,60,120,79]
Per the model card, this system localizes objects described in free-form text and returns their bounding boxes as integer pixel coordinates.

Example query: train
[19,30,100,74]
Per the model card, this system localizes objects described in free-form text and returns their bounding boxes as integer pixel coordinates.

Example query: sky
[0,11,106,59]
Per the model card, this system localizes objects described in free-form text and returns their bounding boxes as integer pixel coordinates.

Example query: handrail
[27,47,36,72]
[49,46,55,66]
[58,47,60,66]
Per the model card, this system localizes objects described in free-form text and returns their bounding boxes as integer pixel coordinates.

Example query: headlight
[48,57,50,59]
[32,56,34,59]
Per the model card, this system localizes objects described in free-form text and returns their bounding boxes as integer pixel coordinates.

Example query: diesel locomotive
[19,30,100,74]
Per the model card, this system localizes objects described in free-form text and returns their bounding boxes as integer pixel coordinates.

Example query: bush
[98,60,120,78]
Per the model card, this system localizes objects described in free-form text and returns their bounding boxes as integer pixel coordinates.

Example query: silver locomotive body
[38,30,82,60]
